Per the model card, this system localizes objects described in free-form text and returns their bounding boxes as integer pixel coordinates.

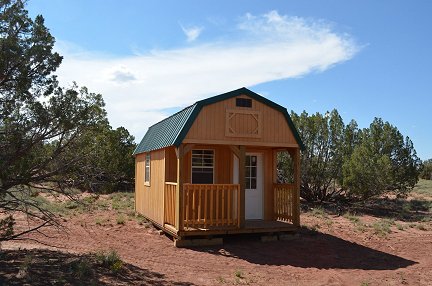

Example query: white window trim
[145,153,151,186]
[191,149,215,184]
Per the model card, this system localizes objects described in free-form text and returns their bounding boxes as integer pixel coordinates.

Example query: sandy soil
[2,207,432,286]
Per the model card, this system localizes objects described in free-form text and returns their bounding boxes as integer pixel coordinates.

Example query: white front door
[233,153,263,220]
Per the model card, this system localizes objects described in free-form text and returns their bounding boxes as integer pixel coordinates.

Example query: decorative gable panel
[225,109,262,138]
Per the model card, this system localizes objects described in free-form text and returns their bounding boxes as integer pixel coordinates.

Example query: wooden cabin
[134,87,304,243]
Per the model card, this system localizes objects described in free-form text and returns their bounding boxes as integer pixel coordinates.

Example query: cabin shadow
[0,249,194,286]
[304,197,432,223]
[189,229,416,270]
[349,197,432,222]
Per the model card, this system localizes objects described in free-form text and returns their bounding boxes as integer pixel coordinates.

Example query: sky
[27,0,432,160]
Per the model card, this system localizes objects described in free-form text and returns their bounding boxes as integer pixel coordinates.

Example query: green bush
[116,215,126,225]
[420,159,432,180]
[343,118,421,199]
[372,219,394,236]
[70,258,93,279]
[95,249,123,273]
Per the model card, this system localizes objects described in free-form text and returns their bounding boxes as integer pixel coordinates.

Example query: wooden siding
[184,95,298,147]
[135,149,165,225]
[135,153,145,214]
[182,145,233,184]
[165,146,177,182]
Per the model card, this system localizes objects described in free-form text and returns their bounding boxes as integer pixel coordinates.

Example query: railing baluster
[237,185,240,227]
[210,186,214,226]
[216,185,219,226]
[227,185,232,225]
[291,186,294,220]
[192,185,195,226]
[185,185,189,228]
[283,187,285,218]
[198,185,202,224]
[204,184,208,227]
[222,186,225,225]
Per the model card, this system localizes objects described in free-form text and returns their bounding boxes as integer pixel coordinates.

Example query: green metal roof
[133,87,305,155]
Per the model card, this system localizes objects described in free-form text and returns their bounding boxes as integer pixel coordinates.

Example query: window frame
[144,152,151,186]
[245,155,258,190]
[236,97,252,108]
[191,149,215,184]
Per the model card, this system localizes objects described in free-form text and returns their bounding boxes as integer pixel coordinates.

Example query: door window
[245,155,257,189]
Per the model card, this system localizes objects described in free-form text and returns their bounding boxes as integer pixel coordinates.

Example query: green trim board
[133,87,305,155]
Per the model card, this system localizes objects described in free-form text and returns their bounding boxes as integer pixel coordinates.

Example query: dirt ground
[1,187,432,286]
[1,210,431,286]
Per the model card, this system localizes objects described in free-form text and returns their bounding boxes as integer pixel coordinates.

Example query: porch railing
[164,182,177,226]
[273,183,295,223]
[164,182,296,229]
[183,183,240,228]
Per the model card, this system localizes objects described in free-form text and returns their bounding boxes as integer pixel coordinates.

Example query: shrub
[234,269,244,279]
[420,159,432,180]
[70,258,93,279]
[116,215,126,225]
[343,212,360,223]
[372,219,394,236]
[95,249,123,273]
[310,207,327,218]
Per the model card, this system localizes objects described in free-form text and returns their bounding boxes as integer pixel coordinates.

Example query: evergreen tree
[0,0,135,241]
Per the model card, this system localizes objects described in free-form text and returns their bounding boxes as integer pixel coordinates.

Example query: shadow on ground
[192,229,417,270]
[0,248,194,286]
[350,197,432,222]
[304,197,432,222]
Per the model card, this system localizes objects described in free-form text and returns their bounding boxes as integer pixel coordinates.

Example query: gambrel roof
[133,87,304,155]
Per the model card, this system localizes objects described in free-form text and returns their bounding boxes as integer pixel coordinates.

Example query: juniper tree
[0,0,135,241]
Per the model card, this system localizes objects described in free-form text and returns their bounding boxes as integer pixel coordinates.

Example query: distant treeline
[278,110,423,202]
[421,159,432,180]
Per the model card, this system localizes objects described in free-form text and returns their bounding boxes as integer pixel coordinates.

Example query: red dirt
[2,208,432,286]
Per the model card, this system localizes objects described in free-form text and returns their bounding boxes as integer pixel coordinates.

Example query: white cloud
[54,10,359,141]
[180,24,204,42]
[110,66,137,83]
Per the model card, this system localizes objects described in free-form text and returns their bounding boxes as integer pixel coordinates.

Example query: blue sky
[27,0,432,160]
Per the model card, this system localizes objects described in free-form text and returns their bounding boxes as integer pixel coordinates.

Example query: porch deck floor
[244,219,295,230]
[168,220,297,237]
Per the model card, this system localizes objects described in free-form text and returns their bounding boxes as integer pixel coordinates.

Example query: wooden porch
[163,181,299,237]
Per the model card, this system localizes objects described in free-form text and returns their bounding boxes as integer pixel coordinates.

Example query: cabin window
[145,153,151,185]
[236,97,252,108]
[191,150,214,184]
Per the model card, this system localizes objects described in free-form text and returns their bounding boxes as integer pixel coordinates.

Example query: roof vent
[236,97,252,108]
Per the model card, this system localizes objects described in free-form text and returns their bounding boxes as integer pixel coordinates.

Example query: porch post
[272,149,278,220]
[175,144,184,231]
[239,145,246,228]
[292,147,301,226]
